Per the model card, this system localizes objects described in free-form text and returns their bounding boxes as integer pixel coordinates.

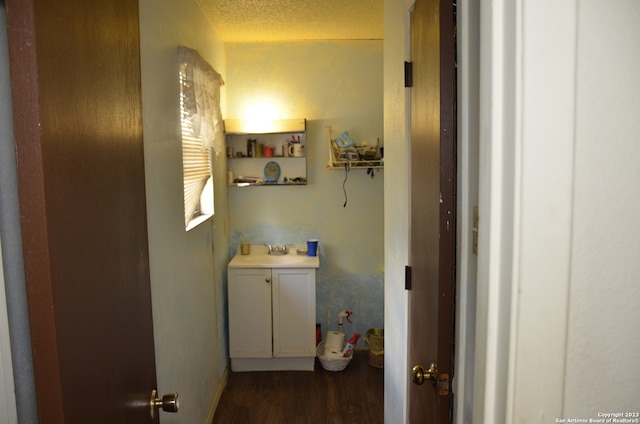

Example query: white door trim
[474,0,577,421]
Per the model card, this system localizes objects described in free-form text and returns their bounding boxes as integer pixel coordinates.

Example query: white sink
[229,244,320,269]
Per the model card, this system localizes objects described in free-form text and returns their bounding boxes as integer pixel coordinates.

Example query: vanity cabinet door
[228,268,273,358]
[271,268,316,358]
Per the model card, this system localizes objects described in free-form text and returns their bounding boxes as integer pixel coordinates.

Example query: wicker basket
[317,341,352,372]
[365,328,384,368]
[368,351,384,368]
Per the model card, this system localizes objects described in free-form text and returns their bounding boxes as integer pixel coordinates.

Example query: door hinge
[404,61,413,87]
[405,265,412,290]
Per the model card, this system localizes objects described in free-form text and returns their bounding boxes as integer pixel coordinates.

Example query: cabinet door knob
[265,278,271,283]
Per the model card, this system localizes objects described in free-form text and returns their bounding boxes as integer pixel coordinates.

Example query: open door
[408,0,457,422]
[6,0,168,422]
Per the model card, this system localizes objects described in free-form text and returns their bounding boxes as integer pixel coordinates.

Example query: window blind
[178,47,224,228]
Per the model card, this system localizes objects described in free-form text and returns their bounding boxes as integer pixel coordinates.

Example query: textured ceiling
[195,0,383,42]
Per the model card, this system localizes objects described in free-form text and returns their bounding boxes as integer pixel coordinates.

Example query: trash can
[365,328,384,368]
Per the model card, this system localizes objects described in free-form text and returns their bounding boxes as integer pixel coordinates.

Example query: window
[177,47,224,230]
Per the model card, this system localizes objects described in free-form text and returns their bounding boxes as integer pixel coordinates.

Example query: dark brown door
[6,0,158,422]
[408,0,456,422]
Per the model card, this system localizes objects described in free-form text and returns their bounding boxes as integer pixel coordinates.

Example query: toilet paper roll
[325,331,345,350]
[326,348,345,358]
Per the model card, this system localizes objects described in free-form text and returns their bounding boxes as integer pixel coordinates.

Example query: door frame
[452,0,480,422]
[0,6,19,420]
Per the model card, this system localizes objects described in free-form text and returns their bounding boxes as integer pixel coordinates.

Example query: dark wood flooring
[212,350,384,424]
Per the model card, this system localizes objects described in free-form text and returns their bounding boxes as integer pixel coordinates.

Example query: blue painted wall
[225,41,384,343]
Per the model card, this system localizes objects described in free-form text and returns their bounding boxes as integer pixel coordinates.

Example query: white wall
[383,0,413,422]
[138,1,229,423]
[475,0,640,422]
[224,41,385,341]
[563,0,640,415]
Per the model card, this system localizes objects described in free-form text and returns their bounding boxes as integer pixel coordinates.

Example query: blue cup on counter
[307,239,318,257]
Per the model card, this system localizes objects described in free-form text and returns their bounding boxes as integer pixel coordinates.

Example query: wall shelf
[326,160,384,170]
[326,134,384,170]
[229,180,307,187]
[225,119,307,186]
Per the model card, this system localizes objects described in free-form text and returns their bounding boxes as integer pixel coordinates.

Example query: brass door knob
[411,363,437,385]
[150,389,179,419]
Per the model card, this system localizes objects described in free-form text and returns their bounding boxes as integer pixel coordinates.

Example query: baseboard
[205,366,229,424]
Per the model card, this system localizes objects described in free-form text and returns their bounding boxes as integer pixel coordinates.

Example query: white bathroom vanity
[227,244,319,371]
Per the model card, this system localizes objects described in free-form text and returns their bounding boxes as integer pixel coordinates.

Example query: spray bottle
[342,333,361,357]
[325,309,353,353]
[336,310,353,334]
